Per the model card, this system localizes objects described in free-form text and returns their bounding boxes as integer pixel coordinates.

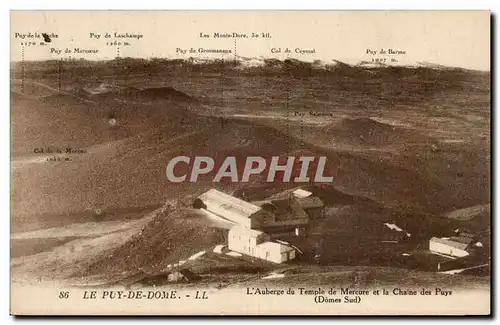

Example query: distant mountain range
[11,56,489,79]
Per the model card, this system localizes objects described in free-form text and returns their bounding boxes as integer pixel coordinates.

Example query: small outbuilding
[429,237,470,258]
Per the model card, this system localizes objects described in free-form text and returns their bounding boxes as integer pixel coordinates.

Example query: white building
[228,226,296,264]
[429,237,470,258]
[195,189,273,228]
[195,189,301,263]
[196,189,311,231]
[256,241,296,263]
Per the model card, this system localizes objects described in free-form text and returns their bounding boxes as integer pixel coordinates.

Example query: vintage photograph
[10,11,491,315]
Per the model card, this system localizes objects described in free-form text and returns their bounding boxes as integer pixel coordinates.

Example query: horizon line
[9,56,490,73]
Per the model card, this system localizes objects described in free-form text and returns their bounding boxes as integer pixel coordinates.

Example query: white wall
[228,231,250,253]
[227,229,295,264]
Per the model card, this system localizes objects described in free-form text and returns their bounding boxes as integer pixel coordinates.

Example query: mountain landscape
[10,57,490,289]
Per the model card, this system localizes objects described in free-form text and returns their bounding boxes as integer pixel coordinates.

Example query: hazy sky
[11,11,490,71]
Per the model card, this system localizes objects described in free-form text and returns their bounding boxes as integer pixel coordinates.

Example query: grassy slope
[10,60,490,285]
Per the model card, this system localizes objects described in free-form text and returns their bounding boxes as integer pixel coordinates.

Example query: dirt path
[11,218,151,240]
[11,209,157,285]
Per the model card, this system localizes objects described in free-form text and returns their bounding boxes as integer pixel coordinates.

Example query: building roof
[229,226,267,238]
[198,189,262,219]
[293,188,313,198]
[430,237,469,250]
[459,232,475,238]
[297,196,324,209]
[253,197,308,221]
[200,208,236,225]
[450,236,474,245]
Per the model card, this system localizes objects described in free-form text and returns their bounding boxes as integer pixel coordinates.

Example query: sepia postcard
[10,10,491,315]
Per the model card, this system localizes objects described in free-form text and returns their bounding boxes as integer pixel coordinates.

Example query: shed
[429,237,470,258]
[256,241,296,263]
